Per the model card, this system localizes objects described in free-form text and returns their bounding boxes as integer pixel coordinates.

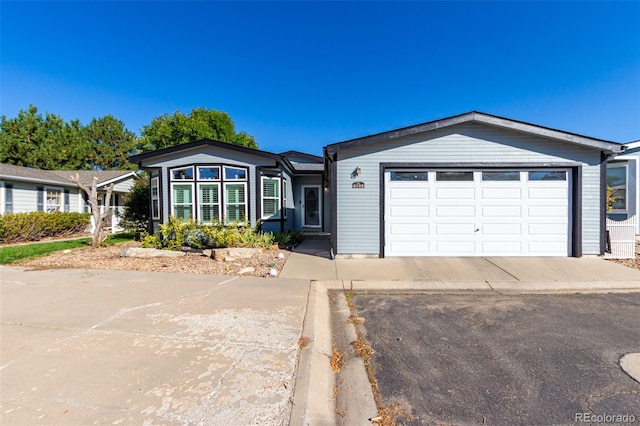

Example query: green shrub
[0,212,91,244]
[139,216,274,250]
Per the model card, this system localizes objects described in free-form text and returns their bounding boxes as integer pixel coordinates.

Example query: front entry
[302,185,322,228]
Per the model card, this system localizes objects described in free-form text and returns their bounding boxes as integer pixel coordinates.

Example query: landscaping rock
[238,267,255,275]
[212,248,263,262]
[121,247,186,258]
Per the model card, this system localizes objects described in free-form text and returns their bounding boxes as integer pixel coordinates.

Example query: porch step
[302,232,331,241]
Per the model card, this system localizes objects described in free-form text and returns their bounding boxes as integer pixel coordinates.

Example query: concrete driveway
[0,266,309,425]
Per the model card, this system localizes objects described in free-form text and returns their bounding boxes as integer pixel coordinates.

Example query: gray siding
[0,180,83,214]
[334,122,603,255]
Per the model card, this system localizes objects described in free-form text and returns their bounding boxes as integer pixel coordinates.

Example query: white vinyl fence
[605,216,637,259]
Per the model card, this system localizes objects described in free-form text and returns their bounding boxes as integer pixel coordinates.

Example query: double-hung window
[170,167,194,220]
[607,163,628,212]
[223,167,247,223]
[262,176,281,219]
[197,166,221,223]
[46,188,62,212]
[151,177,160,220]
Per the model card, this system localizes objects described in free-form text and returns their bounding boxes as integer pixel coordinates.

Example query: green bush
[0,212,91,243]
[140,216,275,250]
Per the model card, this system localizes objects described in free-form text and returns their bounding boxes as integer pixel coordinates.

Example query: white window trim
[45,187,63,212]
[607,163,628,213]
[261,176,282,220]
[151,177,160,220]
[170,182,194,220]
[224,182,248,223]
[197,182,221,224]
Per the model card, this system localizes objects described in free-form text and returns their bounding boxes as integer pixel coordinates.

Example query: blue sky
[2,1,639,155]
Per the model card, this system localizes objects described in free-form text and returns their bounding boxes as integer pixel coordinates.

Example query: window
[46,189,62,212]
[198,167,220,180]
[482,171,520,181]
[170,165,247,223]
[4,184,13,213]
[225,183,247,222]
[436,171,474,181]
[172,184,193,220]
[390,171,428,181]
[528,171,566,181]
[262,177,281,219]
[199,184,220,223]
[224,166,247,180]
[151,177,160,220]
[607,164,627,211]
[283,179,288,219]
[171,167,194,180]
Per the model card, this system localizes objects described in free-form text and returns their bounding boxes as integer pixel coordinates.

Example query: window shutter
[64,189,70,212]
[263,178,279,198]
[37,187,44,211]
[5,184,13,213]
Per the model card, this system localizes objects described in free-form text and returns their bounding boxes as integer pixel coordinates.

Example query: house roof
[0,163,137,188]
[324,111,625,155]
[279,150,323,162]
[129,139,284,163]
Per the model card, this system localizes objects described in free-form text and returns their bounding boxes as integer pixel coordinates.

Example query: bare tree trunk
[72,173,115,247]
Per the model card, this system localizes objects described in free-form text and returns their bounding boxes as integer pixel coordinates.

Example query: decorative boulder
[121,247,186,258]
[212,248,263,262]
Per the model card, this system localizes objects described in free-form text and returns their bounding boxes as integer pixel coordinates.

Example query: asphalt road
[353,293,640,426]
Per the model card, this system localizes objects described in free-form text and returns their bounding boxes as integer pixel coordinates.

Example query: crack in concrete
[199,347,248,424]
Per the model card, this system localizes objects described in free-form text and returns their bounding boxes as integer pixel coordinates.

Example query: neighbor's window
[46,189,62,212]
[482,171,520,181]
[607,163,627,211]
[436,171,474,181]
[4,184,13,213]
[198,183,220,223]
[151,177,160,220]
[262,176,281,219]
[225,183,247,222]
[172,184,193,220]
[528,170,567,181]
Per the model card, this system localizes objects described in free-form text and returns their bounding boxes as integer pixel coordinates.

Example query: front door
[302,185,322,228]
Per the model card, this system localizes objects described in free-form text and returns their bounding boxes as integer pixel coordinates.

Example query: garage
[325,112,625,258]
[384,169,571,257]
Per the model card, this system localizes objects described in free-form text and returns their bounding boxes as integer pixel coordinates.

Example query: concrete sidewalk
[280,240,640,293]
[0,266,309,425]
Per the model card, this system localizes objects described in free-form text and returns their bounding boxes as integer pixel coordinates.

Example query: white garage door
[384,169,571,257]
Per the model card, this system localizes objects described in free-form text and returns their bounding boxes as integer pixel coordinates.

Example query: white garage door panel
[436,205,475,217]
[390,223,429,234]
[390,205,429,217]
[482,205,522,217]
[482,241,522,254]
[436,187,475,199]
[436,241,476,254]
[482,188,522,199]
[436,223,475,234]
[385,169,571,257]
[529,188,566,199]
[529,206,567,217]
[482,223,522,235]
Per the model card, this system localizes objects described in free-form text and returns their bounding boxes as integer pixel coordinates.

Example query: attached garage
[384,168,571,257]
[324,112,624,258]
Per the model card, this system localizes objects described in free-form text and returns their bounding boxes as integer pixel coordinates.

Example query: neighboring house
[127,141,329,234]
[129,111,625,258]
[607,140,640,235]
[0,163,138,232]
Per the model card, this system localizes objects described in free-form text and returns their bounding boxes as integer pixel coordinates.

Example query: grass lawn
[0,233,136,264]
